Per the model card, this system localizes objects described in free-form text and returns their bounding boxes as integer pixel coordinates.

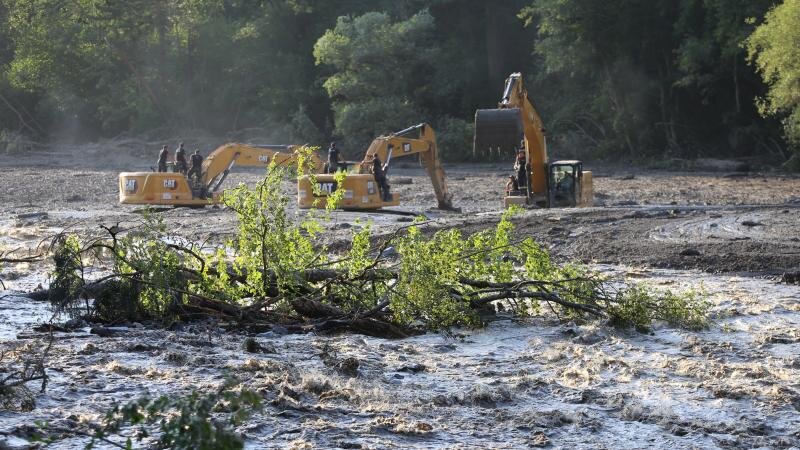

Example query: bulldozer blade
[473,108,523,156]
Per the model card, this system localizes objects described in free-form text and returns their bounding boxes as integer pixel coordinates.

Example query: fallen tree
[34,164,709,337]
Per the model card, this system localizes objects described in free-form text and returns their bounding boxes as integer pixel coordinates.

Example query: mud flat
[1,151,800,448]
[1,163,799,279]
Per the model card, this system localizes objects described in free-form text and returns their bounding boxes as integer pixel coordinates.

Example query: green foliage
[393,224,475,328]
[608,283,710,331]
[106,213,191,322]
[0,0,334,137]
[746,0,800,157]
[222,165,323,298]
[390,207,710,331]
[314,10,436,151]
[343,221,373,278]
[47,234,85,313]
[84,380,261,449]
[48,213,195,322]
[520,0,782,159]
[434,116,475,161]
[290,105,324,144]
[1,0,788,161]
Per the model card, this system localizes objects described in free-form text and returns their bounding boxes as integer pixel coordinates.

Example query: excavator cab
[547,161,593,208]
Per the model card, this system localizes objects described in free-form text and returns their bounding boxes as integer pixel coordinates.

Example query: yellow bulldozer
[474,72,593,208]
[297,123,452,210]
[119,143,323,206]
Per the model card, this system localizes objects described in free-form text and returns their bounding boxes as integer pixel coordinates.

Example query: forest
[0,0,799,166]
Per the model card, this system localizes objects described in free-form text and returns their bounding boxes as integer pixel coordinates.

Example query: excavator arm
[202,143,323,193]
[359,123,453,209]
[474,72,548,197]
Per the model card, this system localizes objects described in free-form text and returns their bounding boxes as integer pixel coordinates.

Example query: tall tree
[746,0,800,167]
[520,0,782,160]
[314,10,438,152]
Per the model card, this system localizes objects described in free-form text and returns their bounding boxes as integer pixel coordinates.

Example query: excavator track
[473,108,523,155]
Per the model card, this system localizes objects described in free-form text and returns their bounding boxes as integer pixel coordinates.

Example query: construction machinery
[119,143,323,206]
[474,72,593,208]
[297,123,452,210]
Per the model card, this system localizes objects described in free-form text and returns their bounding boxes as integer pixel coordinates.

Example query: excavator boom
[202,143,322,193]
[474,73,548,198]
[359,123,452,209]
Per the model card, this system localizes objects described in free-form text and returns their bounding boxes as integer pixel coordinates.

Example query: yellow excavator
[297,123,452,210]
[119,143,323,206]
[474,72,593,208]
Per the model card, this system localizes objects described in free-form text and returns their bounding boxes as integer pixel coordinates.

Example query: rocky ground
[1,145,799,448]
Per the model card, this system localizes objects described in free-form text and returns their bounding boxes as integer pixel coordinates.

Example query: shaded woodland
[0,0,798,165]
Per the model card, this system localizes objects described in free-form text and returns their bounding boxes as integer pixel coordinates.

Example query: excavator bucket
[473,108,523,156]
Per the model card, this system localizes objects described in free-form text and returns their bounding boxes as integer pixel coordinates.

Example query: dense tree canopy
[746,0,800,167]
[0,0,796,164]
[314,10,438,151]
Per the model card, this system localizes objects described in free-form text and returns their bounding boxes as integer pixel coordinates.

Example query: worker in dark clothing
[505,175,519,195]
[174,142,188,175]
[370,154,391,201]
[188,149,203,184]
[157,145,169,172]
[514,148,527,189]
[327,142,344,173]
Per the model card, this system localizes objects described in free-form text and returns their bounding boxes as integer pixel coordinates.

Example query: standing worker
[514,147,527,189]
[188,149,204,184]
[174,142,188,175]
[370,154,391,201]
[327,141,344,173]
[505,175,519,195]
[156,145,169,172]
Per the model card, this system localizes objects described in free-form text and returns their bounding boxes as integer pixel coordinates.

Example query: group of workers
[326,141,391,202]
[156,142,204,183]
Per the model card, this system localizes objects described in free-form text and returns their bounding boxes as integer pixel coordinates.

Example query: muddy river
[1,267,799,448]
[1,148,800,448]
